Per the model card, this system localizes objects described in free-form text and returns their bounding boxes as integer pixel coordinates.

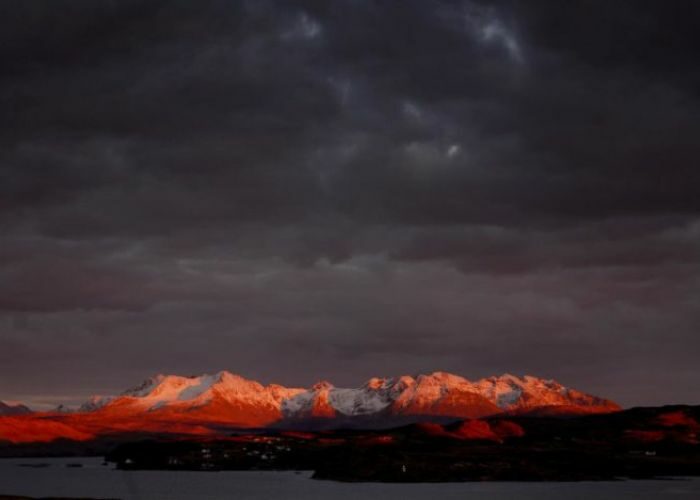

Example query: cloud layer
[1,1,699,408]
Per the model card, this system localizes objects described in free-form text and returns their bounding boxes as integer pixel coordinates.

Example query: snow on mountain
[81,371,307,427]
[0,372,621,443]
[69,370,618,426]
[78,395,114,412]
[119,373,219,408]
[280,371,617,421]
[388,372,499,417]
[472,374,620,413]
[281,378,404,419]
[0,400,31,416]
[114,371,305,411]
[284,372,497,421]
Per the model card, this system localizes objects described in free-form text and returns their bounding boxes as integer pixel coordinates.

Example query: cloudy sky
[1,1,699,409]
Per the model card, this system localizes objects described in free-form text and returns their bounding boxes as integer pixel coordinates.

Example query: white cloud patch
[465,7,523,63]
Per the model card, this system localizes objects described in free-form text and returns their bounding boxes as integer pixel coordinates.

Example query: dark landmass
[0,402,31,417]
[0,439,116,459]
[0,496,117,500]
[1,405,698,481]
[101,405,700,482]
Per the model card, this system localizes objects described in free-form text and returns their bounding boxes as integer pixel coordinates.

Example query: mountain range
[0,371,620,444]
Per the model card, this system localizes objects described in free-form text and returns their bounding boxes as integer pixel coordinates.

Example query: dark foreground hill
[102,404,700,482]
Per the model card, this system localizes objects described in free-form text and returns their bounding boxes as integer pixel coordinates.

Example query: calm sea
[1,457,699,500]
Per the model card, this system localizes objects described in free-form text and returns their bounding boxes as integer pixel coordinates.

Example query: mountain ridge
[0,371,621,444]
[62,370,617,417]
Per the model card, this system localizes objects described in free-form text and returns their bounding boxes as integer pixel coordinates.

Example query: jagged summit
[75,370,619,421]
[472,373,618,413]
[311,380,335,391]
[0,371,621,444]
[108,371,305,421]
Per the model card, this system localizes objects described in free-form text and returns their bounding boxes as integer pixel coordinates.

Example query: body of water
[1,457,699,500]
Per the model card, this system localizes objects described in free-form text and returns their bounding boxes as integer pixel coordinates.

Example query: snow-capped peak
[418,371,469,385]
[470,373,618,411]
[74,370,618,422]
[104,371,306,413]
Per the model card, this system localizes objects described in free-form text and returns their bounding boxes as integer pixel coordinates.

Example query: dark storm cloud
[1,0,699,408]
